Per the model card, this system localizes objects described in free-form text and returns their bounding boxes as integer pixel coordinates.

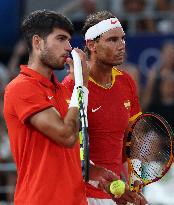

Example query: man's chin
[52,65,65,70]
[113,61,123,66]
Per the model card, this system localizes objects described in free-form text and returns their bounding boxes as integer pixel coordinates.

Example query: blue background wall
[0,0,23,50]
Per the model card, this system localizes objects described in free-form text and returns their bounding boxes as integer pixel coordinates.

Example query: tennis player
[63,10,148,205]
[3,10,118,205]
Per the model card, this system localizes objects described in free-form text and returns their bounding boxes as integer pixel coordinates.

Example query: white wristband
[68,86,89,109]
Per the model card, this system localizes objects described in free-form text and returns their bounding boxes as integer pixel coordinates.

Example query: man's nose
[118,40,125,50]
[65,41,72,51]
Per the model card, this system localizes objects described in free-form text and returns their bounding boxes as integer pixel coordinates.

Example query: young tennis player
[3,9,118,205]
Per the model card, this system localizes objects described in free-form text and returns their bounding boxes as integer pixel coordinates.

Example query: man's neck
[28,58,52,80]
[89,60,113,87]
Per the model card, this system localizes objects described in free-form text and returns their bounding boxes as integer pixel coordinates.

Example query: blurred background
[0,0,174,204]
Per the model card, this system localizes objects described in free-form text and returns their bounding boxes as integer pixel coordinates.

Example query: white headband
[85,18,123,40]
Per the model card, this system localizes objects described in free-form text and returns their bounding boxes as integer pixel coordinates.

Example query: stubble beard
[40,46,65,70]
[99,58,123,67]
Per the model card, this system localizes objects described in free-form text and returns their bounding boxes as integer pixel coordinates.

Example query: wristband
[68,86,89,109]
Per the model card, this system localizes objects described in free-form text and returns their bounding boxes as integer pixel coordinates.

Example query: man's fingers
[107,170,119,181]
[133,180,143,191]
[71,48,88,87]
[139,192,148,205]
[118,189,142,204]
[66,57,73,71]
[98,178,109,192]
[73,48,86,61]
[65,57,74,79]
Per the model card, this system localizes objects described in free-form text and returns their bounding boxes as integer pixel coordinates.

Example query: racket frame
[77,86,90,182]
[126,113,174,190]
[71,49,90,182]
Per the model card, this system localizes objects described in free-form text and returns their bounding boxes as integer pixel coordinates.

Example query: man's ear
[86,40,97,53]
[32,35,42,51]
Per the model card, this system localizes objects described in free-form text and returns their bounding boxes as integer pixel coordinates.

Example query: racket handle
[71,49,83,86]
[129,175,142,192]
[129,159,142,191]
[132,184,141,192]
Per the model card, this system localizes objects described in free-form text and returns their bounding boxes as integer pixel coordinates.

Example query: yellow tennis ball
[109,180,125,196]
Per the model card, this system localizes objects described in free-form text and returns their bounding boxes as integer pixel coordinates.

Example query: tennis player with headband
[63,10,148,205]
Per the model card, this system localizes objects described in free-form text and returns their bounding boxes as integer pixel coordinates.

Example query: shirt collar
[20,65,60,89]
[89,67,123,88]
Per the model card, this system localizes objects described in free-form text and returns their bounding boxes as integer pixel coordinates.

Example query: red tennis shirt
[3,65,87,205]
[63,67,142,199]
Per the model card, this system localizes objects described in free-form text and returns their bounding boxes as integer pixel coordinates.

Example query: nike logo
[66,99,70,105]
[48,96,53,100]
[92,106,101,113]
[111,20,118,24]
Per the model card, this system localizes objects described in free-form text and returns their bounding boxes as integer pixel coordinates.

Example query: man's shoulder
[112,67,137,92]
[113,67,133,80]
[5,74,38,94]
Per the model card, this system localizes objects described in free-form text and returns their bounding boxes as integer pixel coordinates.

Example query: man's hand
[115,180,148,205]
[114,186,147,205]
[134,192,148,205]
[66,48,89,87]
[89,164,148,205]
[89,164,119,192]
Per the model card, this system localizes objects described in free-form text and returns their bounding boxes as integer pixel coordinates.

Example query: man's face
[93,28,126,66]
[40,28,72,70]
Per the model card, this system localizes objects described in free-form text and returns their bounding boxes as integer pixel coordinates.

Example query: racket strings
[130,116,172,181]
[132,129,171,160]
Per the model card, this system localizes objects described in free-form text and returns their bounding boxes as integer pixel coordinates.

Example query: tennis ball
[109,180,125,197]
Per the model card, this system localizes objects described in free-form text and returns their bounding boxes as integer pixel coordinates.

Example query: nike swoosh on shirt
[48,96,53,100]
[92,106,102,113]
[111,20,118,24]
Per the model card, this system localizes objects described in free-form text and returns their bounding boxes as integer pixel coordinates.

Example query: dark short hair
[21,10,74,52]
[82,10,115,58]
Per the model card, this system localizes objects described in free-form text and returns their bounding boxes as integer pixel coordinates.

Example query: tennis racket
[71,49,90,182]
[125,113,174,192]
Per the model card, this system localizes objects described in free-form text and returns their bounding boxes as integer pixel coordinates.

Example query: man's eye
[56,36,66,41]
[58,37,65,41]
[110,38,118,42]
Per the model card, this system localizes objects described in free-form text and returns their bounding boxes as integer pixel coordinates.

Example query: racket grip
[129,178,141,192]
[71,49,83,86]
[131,185,140,192]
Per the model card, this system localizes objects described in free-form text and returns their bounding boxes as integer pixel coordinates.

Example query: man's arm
[29,106,79,147]
[89,163,147,204]
[29,48,88,148]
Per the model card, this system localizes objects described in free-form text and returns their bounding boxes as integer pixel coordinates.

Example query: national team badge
[124,100,131,109]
